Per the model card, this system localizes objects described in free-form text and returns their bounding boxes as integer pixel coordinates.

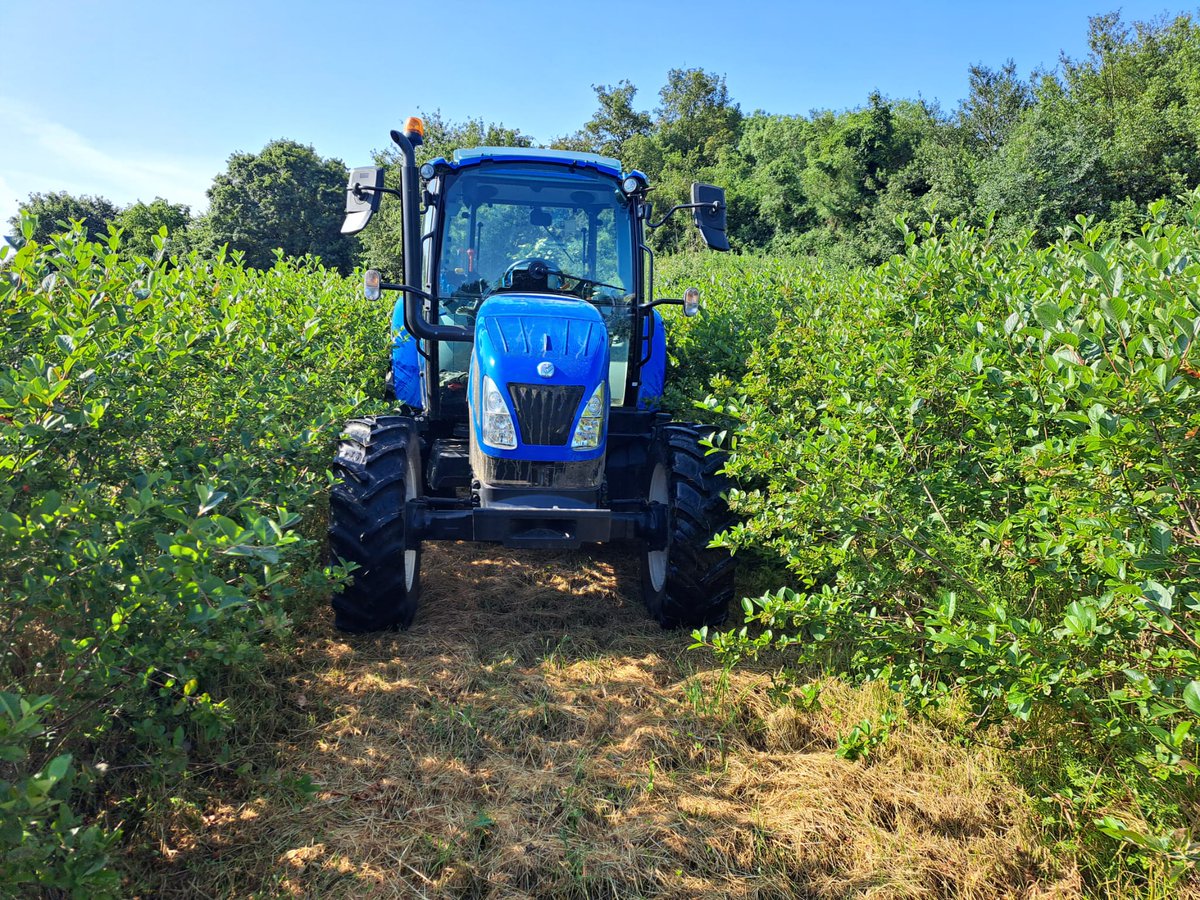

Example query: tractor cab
[428,151,637,412]
[330,118,735,633]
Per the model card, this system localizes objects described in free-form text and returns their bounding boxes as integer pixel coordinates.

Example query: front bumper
[410,499,668,551]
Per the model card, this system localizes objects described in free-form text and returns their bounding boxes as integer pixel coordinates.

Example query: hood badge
[537,361,555,379]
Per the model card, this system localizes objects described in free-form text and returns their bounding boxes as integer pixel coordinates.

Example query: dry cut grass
[134,543,1088,899]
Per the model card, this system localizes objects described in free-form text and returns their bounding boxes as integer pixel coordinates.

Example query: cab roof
[439,146,623,178]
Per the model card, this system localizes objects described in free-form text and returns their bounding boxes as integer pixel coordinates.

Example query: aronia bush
[0,221,383,894]
[680,196,1200,880]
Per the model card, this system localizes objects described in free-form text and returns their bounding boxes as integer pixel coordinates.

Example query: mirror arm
[638,297,684,311]
[647,200,723,230]
[379,281,433,300]
[378,282,474,344]
[353,183,404,201]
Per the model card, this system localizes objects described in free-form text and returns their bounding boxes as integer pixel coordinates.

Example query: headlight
[481,376,517,449]
[571,383,607,450]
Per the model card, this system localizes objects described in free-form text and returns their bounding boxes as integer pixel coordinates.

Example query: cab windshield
[437,162,634,302]
[434,162,637,403]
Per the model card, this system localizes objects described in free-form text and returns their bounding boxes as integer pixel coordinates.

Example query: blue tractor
[331,117,734,631]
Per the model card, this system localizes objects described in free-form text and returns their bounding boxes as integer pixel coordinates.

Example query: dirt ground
[140,543,1084,899]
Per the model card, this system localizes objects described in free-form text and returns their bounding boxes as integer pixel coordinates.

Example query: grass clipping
[138,544,1082,898]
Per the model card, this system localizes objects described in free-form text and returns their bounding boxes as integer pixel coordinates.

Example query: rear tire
[329,416,422,632]
[640,423,736,628]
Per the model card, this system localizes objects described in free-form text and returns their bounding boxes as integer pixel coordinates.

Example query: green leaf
[1006,690,1032,721]
[44,753,72,782]
[198,490,228,517]
[1142,580,1175,616]
[1150,522,1172,555]
[1062,600,1098,637]
[1183,682,1200,716]
[1034,302,1061,328]
[1083,250,1114,294]
[40,490,61,516]
[1100,295,1129,321]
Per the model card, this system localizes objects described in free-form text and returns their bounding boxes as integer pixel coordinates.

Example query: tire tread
[329,416,421,632]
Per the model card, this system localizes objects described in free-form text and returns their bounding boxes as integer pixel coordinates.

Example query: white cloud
[0,97,220,233]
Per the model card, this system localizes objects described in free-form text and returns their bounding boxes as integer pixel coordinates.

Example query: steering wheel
[500,257,561,291]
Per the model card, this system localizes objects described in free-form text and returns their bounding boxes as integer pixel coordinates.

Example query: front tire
[640,423,736,628]
[329,416,422,632]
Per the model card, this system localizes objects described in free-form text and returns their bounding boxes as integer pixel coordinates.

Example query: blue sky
[0,0,1187,230]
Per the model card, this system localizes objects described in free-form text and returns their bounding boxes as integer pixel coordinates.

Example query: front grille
[508,383,584,445]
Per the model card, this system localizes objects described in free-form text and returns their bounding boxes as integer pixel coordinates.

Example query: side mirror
[341,166,384,235]
[691,183,729,251]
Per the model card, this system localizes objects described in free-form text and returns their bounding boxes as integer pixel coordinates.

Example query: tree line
[10,10,1200,270]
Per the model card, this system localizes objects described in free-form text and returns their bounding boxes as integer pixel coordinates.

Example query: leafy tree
[554,80,652,159]
[1061,13,1200,211]
[974,90,1109,240]
[723,113,816,249]
[958,60,1033,154]
[865,100,964,254]
[193,139,356,272]
[112,198,190,258]
[963,12,1200,244]
[8,191,119,244]
[797,93,920,258]
[643,69,744,251]
[655,68,742,168]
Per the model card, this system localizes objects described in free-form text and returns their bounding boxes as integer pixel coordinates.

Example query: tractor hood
[475,295,607,379]
[471,294,610,467]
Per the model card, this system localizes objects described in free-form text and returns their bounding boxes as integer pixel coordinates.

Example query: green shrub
[0,222,384,891]
[656,252,850,412]
[688,197,1200,878]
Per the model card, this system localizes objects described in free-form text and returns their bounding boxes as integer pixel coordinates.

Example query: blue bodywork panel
[471,295,609,464]
[389,299,423,408]
[638,308,666,410]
